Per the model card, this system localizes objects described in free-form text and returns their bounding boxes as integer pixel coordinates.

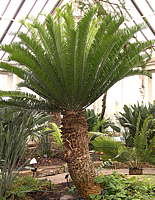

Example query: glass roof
[105,0,155,40]
[0,0,69,61]
[102,0,155,57]
[0,0,155,61]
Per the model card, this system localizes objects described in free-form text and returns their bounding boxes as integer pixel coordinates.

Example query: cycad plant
[0,4,153,198]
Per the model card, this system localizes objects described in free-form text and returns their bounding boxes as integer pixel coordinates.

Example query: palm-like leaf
[91,135,125,158]
[0,90,58,112]
[0,4,153,112]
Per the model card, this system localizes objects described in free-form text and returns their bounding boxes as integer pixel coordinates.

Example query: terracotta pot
[129,168,143,175]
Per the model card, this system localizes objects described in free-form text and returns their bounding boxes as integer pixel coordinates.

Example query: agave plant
[0,108,49,198]
[0,4,153,197]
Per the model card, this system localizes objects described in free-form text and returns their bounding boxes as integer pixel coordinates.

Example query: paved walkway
[39,168,155,184]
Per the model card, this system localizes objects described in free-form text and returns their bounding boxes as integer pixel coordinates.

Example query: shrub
[91,116,155,170]
[89,172,155,200]
[3,176,50,200]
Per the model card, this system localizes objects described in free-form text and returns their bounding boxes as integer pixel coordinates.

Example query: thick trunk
[62,111,101,199]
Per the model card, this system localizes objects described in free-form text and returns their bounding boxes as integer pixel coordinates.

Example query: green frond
[87,40,153,105]
[3,43,68,104]
[56,5,77,103]
[73,6,97,98]
[92,135,124,157]
[18,32,68,101]
[0,62,27,80]
[61,4,75,31]
[0,92,59,112]
[78,23,145,105]
[17,81,50,100]
[126,69,152,79]
[0,4,153,112]
[45,15,66,80]
[0,90,37,100]
[0,62,54,102]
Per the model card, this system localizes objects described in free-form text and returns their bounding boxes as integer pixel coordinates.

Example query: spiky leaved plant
[117,103,155,147]
[0,4,153,198]
[0,108,49,198]
[91,115,155,172]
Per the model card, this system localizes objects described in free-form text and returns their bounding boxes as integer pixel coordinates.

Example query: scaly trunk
[62,111,101,199]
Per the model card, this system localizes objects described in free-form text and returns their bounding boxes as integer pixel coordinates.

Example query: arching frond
[0,91,59,112]
[0,90,37,99]
[0,4,153,112]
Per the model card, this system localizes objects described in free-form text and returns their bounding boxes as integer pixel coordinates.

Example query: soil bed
[27,182,79,200]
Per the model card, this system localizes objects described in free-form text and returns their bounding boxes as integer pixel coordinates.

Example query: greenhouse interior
[0,0,155,199]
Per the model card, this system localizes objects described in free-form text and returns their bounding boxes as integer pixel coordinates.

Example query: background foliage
[117,103,155,147]
[0,108,49,198]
